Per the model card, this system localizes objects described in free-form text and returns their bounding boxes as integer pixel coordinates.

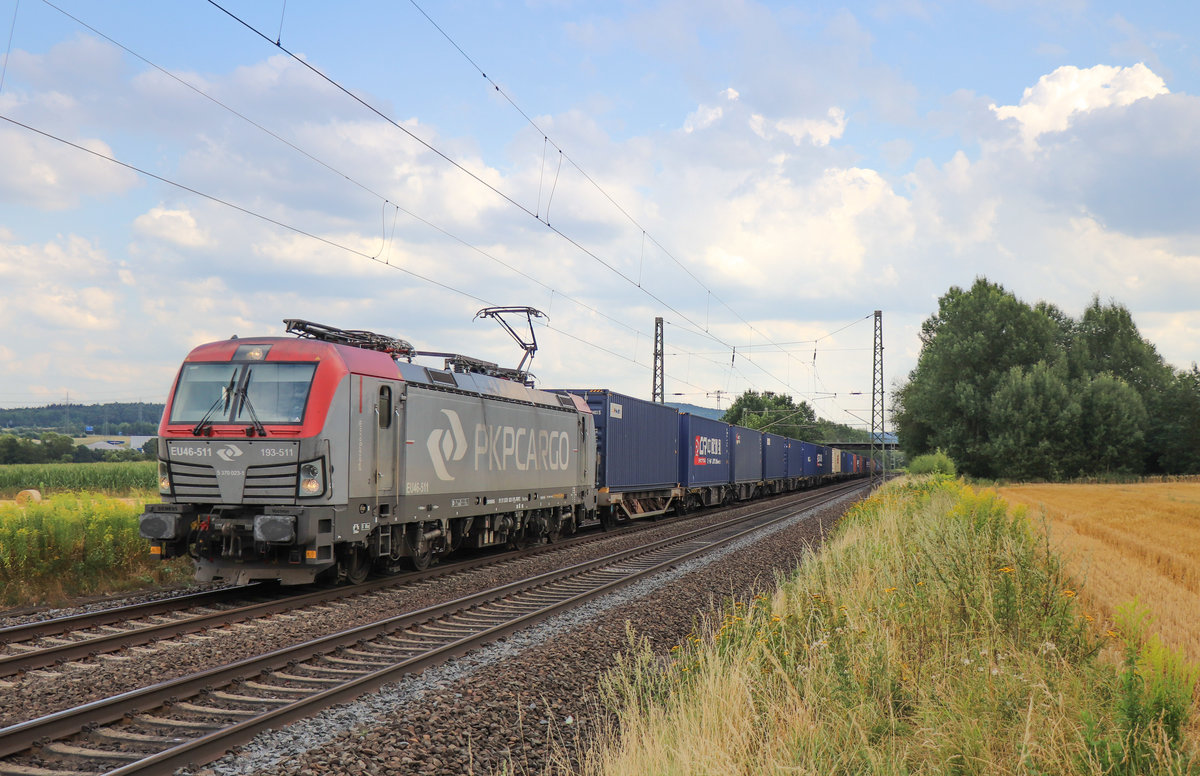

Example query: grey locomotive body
[140,322,596,585]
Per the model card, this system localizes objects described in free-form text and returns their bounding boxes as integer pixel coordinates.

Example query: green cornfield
[0,492,187,605]
[0,461,157,498]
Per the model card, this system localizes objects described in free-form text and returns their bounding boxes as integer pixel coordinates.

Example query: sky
[1,0,1198,434]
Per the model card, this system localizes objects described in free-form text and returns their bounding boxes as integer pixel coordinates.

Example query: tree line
[720,390,875,447]
[0,433,157,465]
[0,402,163,437]
[894,278,1200,479]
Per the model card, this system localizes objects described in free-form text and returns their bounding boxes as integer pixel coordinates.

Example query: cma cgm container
[564,389,679,491]
[732,426,763,484]
[762,433,787,480]
[680,414,730,487]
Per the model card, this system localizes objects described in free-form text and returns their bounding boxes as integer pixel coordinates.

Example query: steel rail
[0,483,835,677]
[0,512,652,676]
[0,480,868,774]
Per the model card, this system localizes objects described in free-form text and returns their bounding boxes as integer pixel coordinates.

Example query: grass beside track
[0,491,188,606]
[565,477,1199,775]
[0,461,157,498]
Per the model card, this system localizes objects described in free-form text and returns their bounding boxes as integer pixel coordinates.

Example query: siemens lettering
[474,424,570,472]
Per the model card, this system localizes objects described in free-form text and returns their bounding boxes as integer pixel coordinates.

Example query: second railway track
[0,480,869,776]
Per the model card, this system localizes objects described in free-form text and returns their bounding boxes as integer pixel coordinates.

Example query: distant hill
[666,402,725,421]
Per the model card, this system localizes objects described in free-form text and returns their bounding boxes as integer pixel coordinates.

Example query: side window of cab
[378,386,392,429]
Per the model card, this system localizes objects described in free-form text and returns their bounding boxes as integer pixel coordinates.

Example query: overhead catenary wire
[203,0,752,361]
[0,0,18,94]
[206,0,877,410]
[402,1,882,409]
[30,0,654,341]
[0,113,718,395]
[19,3,874,415]
[406,0,805,365]
[17,2,740,401]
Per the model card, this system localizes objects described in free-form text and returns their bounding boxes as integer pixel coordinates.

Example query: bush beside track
[580,477,1199,775]
[0,492,189,606]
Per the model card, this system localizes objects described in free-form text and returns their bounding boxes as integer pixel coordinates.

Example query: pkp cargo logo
[427,409,468,480]
[216,445,244,462]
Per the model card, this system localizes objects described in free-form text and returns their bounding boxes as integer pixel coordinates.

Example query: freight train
[139,320,874,585]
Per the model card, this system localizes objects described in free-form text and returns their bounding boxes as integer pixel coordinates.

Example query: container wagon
[762,432,788,494]
[679,413,731,509]
[731,426,763,500]
[559,389,680,528]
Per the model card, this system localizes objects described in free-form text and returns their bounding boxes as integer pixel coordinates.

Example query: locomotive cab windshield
[171,361,317,426]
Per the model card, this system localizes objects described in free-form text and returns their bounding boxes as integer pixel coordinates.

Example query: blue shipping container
[785,439,803,478]
[762,433,787,479]
[798,441,821,478]
[679,414,731,487]
[814,444,833,476]
[732,426,763,483]
[560,389,679,491]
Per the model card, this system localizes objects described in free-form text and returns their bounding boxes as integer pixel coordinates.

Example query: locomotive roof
[183,336,586,413]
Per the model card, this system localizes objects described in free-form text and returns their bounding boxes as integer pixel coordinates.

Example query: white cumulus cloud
[990,63,1167,150]
[749,107,847,147]
[775,107,847,147]
[133,207,212,248]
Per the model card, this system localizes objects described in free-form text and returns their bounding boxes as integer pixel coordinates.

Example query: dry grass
[553,478,1200,776]
[998,480,1200,663]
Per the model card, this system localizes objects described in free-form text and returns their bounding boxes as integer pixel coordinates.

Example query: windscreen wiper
[193,374,237,436]
[236,369,267,437]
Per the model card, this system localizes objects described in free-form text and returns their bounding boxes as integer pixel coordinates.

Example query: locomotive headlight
[298,459,325,497]
[158,461,171,493]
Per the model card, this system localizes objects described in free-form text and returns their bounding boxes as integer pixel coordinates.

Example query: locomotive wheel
[599,510,617,532]
[340,546,371,585]
[408,541,433,571]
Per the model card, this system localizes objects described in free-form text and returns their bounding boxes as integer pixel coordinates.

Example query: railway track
[0,510,663,678]
[0,481,852,679]
[0,480,868,776]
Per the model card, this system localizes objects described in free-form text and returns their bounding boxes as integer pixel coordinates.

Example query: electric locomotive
[139,318,596,585]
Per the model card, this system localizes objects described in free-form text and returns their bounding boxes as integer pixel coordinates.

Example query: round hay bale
[15,489,43,505]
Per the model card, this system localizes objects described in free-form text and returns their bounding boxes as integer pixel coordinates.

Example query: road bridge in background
[829,441,900,452]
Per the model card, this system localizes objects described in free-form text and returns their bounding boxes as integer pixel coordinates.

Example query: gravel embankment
[186,491,859,776]
[0,493,839,728]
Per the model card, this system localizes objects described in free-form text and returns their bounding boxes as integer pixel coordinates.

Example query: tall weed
[0,493,185,604]
[574,477,1199,776]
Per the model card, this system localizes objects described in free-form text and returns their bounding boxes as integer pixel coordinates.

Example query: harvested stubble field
[998,480,1200,661]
